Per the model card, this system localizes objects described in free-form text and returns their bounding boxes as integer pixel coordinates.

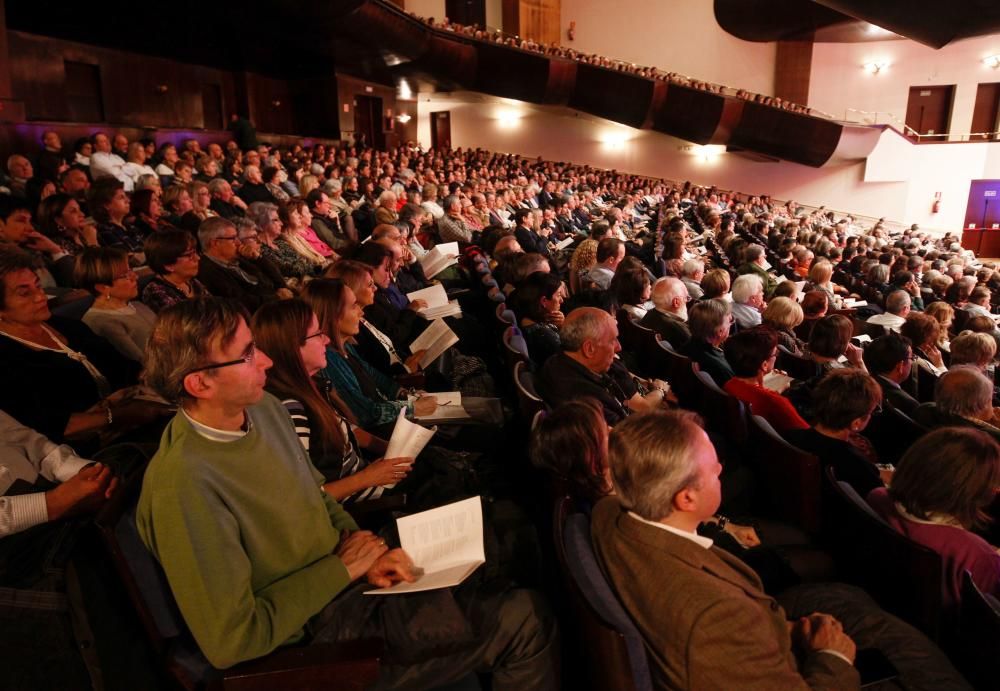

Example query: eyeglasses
[215,235,239,243]
[187,341,257,374]
[178,250,199,260]
[304,331,327,342]
[240,235,260,243]
[114,269,137,281]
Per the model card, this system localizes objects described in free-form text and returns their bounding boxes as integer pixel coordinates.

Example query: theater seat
[553,497,653,691]
[822,466,946,642]
[956,570,1000,689]
[513,360,547,422]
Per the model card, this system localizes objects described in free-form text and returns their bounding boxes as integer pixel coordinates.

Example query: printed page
[554,237,574,251]
[410,319,459,368]
[407,283,449,309]
[762,371,794,393]
[365,497,485,595]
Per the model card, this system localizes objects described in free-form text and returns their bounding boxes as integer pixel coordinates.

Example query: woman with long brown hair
[251,298,413,502]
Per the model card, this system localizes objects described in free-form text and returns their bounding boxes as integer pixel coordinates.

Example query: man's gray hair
[197,216,236,251]
[688,299,731,340]
[935,365,993,419]
[560,307,611,352]
[207,178,230,195]
[744,244,764,263]
[247,201,279,232]
[323,178,343,193]
[442,194,461,212]
[609,410,705,520]
[681,258,703,278]
[378,190,397,205]
[885,289,911,315]
[732,273,763,304]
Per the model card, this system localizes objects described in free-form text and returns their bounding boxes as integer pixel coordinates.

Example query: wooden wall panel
[336,73,399,147]
[7,31,237,129]
[774,39,813,107]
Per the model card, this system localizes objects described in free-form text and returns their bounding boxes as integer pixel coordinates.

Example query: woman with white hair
[374,190,398,226]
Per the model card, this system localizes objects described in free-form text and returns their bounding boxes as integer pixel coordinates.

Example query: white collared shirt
[627,511,714,549]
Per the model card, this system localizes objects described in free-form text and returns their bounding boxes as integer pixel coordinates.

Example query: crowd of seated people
[1,123,999,689]
[407,6,819,116]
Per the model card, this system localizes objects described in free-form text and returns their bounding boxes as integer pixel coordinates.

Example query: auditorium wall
[416,91,999,232]
[405,0,446,22]
[559,0,776,96]
[809,34,1000,136]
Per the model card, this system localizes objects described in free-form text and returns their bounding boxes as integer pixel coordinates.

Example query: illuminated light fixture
[862,61,889,74]
[691,145,725,162]
[600,126,633,151]
[496,109,522,129]
[397,79,413,99]
[397,113,412,124]
[984,55,1000,69]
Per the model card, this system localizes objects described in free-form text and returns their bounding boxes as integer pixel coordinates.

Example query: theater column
[774,39,813,109]
[0,0,27,122]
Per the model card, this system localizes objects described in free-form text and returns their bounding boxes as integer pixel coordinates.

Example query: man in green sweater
[137,298,557,689]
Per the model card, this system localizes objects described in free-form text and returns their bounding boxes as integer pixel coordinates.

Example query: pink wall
[559,0,775,95]
[809,34,1000,136]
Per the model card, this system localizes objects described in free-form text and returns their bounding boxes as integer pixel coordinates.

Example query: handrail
[842,108,999,141]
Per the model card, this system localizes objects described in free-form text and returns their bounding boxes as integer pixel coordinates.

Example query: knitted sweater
[136,393,358,668]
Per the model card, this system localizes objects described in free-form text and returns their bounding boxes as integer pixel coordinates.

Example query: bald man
[640,277,692,349]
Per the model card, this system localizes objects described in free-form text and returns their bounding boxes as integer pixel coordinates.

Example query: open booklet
[410,318,459,369]
[406,283,462,320]
[419,242,460,279]
[382,408,437,489]
[553,236,575,251]
[762,370,794,393]
[407,391,471,422]
[365,496,485,595]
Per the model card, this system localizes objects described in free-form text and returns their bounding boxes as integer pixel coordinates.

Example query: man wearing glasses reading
[137,298,557,687]
[195,216,278,312]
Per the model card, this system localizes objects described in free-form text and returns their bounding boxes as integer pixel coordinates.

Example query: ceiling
[714,0,1000,48]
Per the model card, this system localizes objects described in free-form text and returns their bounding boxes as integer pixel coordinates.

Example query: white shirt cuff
[817,649,854,666]
[0,493,49,537]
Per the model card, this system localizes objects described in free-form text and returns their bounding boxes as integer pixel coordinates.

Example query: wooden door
[353,95,385,150]
[904,85,954,138]
[201,83,223,130]
[64,60,104,122]
[430,111,451,150]
[446,0,486,28]
[971,83,1000,141]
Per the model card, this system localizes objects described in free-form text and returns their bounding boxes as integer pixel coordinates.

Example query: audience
[3,127,996,688]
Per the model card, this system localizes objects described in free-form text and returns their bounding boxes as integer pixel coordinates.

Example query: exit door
[430,111,451,150]
[354,95,385,150]
[904,85,955,138]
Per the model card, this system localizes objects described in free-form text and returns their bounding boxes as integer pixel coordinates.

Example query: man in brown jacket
[591,410,860,690]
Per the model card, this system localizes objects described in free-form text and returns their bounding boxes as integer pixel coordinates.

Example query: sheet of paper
[407,284,449,309]
[384,407,437,460]
[554,237,574,251]
[420,301,463,320]
[413,404,471,422]
[410,319,459,369]
[419,243,461,278]
[853,334,872,343]
[409,391,461,407]
[762,371,793,393]
[365,496,485,595]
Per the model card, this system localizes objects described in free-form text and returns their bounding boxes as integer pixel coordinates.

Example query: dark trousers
[309,585,559,690]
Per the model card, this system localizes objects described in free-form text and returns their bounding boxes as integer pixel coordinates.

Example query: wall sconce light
[984,55,1000,69]
[155,84,169,94]
[271,100,282,107]
[691,145,725,162]
[397,113,412,124]
[862,61,889,74]
[496,109,522,129]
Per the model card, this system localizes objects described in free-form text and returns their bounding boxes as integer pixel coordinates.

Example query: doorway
[430,111,452,150]
[971,83,1000,141]
[446,0,486,28]
[904,85,955,138]
[353,95,385,150]
[201,84,223,130]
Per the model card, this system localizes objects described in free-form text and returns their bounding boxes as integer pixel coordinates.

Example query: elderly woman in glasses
[74,247,157,362]
[141,229,210,313]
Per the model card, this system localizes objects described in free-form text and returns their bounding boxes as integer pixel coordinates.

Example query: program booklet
[365,496,485,595]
